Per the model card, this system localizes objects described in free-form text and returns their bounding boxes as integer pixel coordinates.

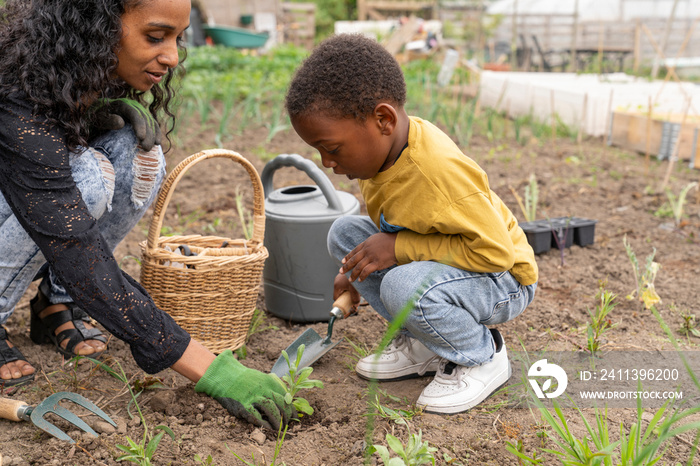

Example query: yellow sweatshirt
[358,116,538,286]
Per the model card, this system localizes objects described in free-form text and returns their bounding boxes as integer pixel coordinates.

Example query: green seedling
[586,281,618,355]
[623,235,661,309]
[511,174,539,222]
[194,454,215,465]
[670,303,700,341]
[665,181,698,228]
[370,429,438,466]
[85,357,175,466]
[273,344,324,416]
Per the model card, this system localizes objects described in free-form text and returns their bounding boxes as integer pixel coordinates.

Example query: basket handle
[146,149,265,250]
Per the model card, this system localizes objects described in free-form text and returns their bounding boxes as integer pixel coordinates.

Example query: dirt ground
[2,116,700,466]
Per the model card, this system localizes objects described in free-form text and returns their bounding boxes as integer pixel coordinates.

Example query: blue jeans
[0,126,166,324]
[327,216,537,367]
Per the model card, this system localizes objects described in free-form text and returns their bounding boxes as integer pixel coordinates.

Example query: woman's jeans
[0,126,165,325]
[327,215,537,367]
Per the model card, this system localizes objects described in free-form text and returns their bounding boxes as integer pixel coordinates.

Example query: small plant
[273,344,324,416]
[665,181,698,228]
[586,281,618,355]
[228,423,289,466]
[670,303,700,340]
[194,453,215,465]
[88,358,175,466]
[550,217,571,267]
[368,392,420,426]
[623,235,661,309]
[511,174,539,222]
[371,430,438,466]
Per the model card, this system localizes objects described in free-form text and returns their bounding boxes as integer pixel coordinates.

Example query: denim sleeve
[0,94,190,373]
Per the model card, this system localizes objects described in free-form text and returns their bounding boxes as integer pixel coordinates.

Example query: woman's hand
[91,98,162,150]
[194,350,296,431]
[340,232,398,283]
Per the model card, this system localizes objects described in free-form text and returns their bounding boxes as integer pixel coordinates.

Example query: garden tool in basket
[0,391,116,443]
[271,291,355,377]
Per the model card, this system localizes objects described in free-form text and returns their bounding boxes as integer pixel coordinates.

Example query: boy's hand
[333,273,361,306]
[195,350,296,431]
[340,232,397,282]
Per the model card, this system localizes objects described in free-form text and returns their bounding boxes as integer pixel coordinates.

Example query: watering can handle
[261,153,344,212]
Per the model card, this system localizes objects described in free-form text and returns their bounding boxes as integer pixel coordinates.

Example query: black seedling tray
[520,217,598,254]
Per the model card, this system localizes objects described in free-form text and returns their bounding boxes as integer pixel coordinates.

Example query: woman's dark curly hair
[285,33,406,121]
[0,0,184,151]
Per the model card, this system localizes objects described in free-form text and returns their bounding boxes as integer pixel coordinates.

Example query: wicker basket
[139,149,268,353]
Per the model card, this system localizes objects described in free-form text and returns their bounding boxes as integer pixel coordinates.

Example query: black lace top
[0,92,190,374]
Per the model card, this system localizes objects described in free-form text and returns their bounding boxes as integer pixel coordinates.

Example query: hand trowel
[271,291,355,377]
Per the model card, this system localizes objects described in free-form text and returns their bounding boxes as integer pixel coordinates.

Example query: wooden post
[550,89,557,141]
[569,0,579,73]
[357,0,367,21]
[597,21,605,74]
[578,93,588,145]
[651,0,681,79]
[604,89,614,146]
[633,19,641,74]
[510,0,519,70]
[644,96,652,175]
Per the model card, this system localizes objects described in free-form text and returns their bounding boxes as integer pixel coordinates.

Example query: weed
[586,281,618,355]
[370,429,438,466]
[272,344,324,416]
[237,309,279,360]
[623,235,661,309]
[194,453,215,465]
[88,358,175,466]
[368,393,420,426]
[344,337,371,370]
[665,181,698,228]
[670,302,700,341]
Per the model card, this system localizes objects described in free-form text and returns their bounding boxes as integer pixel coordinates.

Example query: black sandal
[0,326,35,387]
[29,290,107,359]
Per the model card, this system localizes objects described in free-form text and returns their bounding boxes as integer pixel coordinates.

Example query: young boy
[285,34,538,414]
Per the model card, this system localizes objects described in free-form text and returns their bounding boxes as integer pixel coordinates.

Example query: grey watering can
[261,153,360,322]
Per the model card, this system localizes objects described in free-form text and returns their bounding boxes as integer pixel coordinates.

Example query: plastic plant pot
[519,222,552,254]
[569,217,598,246]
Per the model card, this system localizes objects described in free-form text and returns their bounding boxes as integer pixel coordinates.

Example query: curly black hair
[0,0,184,151]
[285,33,406,121]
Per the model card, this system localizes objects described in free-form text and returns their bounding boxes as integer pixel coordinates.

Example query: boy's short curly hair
[285,33,406,121]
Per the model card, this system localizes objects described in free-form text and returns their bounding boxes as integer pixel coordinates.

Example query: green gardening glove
[91,98,162,151]
[195,350,296,431]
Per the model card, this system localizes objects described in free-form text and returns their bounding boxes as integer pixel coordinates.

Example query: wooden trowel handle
[0,397,27,422]
[331,291,356,319]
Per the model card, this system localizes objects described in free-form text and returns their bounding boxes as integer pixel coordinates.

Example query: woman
[0,0,293,431]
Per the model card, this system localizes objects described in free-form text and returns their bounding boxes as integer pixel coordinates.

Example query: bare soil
[2,119,700,466]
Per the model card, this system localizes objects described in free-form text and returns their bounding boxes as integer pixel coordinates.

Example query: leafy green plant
[87,358,175,466]
[511,174,538,222]
[194,453,215,465]
[670,303,700,340]
[586,281,618,355]
[273,344,324,416]
[623,235,661,309]
[665,181,698,228]
[371,430,438,466]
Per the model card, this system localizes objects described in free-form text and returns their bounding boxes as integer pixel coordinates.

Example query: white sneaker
[416,329,511,414]
[355,334,440,381]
